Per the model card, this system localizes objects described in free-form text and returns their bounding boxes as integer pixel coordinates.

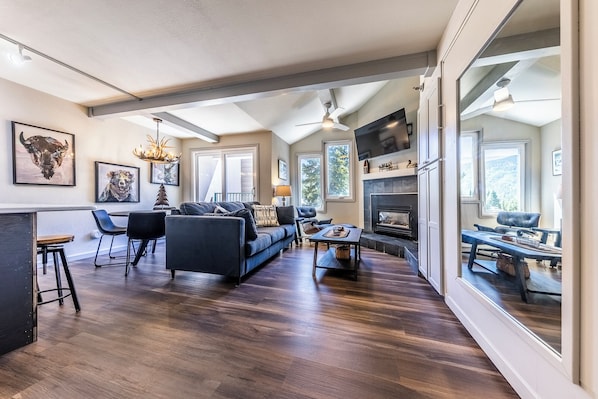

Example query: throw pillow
[227,208,259,241]
[276,206,295,225]
[252,205,280,227]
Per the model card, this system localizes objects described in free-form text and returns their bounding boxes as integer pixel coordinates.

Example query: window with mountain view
[480,142,526,215]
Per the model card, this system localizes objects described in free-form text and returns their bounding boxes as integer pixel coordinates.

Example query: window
[324,140,354,201]
[298,153,323,211]
[480,142,526,215]
[191,146,257,202]
[459,131,479,202]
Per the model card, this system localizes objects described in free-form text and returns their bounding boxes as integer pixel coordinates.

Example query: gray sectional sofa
[165,201,296,285]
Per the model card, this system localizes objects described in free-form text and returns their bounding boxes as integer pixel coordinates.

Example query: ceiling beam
[152,112,219,143]
[474,28,560,67]
[88,50,437,118]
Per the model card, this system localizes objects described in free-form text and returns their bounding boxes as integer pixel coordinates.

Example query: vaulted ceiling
[0,1,459,144]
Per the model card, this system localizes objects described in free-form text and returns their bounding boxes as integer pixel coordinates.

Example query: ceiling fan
[296,101,350,131]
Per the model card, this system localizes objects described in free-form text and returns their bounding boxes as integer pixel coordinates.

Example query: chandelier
[133,118,181,164]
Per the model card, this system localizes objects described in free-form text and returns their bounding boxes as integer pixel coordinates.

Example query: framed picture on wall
[150,162,180,186]
[278,159,288,180]
[12,121,76,186]
[95,161,140,203]
[552,149,562,176]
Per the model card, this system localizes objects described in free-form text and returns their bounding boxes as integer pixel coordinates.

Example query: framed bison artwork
[12,121,76,186]
[95,161,140,203]
[150,162,179,186]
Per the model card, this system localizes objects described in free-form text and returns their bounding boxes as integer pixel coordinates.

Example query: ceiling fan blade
[332,122,350,131]
[329,106,345,120]
[296,121,322,127]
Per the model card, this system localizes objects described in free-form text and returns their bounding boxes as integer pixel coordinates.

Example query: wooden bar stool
[36,234,80,312]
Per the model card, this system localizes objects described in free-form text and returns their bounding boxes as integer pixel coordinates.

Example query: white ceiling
[0,0,459,144]
[0,0,560,143]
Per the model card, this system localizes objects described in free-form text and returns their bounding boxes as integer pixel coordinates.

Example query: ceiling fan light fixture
[132,118,181,164]
[492,78,514,111]
[493,94,515,112]
[322,118,335,128]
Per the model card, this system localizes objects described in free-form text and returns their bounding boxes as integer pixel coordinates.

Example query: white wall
[0,77,182,259]
[541,119,562,228]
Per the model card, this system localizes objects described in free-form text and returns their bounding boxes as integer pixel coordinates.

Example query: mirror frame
[450,0,580,384]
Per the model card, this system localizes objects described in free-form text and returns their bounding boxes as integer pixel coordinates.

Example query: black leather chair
[474,211,541,236]
[295,206,333,241]
[91,209,127,267]
[125,211,166,276]
[473,211,541,258]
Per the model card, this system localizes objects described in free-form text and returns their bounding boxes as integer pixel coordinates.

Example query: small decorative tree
[153,184,170,209]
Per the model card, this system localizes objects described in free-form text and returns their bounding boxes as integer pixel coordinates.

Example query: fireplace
[370,193,417,239]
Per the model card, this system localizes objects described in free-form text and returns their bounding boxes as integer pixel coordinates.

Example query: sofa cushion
[245,233,272,256]
[276,206,295,225]
[280,224,296,238]
[257,226,286,243]
[179,202,216,215]
[252,205,280,227]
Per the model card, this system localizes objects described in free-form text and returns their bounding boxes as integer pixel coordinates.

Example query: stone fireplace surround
[361,174,419,273]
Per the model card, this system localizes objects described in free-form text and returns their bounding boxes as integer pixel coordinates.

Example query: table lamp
[274,185,292,206]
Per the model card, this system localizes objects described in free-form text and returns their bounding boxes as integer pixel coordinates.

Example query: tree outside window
[325,140,353,201]
[298,153,323,210]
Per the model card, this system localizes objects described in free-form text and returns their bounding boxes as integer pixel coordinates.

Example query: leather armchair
[295,206,333,240]
[474,211,541,236]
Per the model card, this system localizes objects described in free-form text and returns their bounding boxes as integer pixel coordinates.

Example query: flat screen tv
[354,108,410,161]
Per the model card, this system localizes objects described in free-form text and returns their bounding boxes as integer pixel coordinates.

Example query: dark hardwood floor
[0,243,519,398]
[461,255,562,353]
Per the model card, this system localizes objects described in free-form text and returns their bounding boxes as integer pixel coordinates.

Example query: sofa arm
[166,215,245,277]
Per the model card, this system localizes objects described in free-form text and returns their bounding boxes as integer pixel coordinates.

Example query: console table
[0,205,95,356]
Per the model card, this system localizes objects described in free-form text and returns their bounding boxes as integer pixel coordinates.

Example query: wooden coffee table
[309,226,362,280]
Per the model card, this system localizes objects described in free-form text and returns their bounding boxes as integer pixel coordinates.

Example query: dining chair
[91,209,128,267]
[125,211,166,276]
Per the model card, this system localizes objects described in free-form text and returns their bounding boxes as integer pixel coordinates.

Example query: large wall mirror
[458,0,563,354]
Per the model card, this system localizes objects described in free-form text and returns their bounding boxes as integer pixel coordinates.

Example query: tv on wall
[354,108,410,161]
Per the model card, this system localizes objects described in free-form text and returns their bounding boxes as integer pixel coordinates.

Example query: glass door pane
[225,151,255,202]
[195,153,221,202]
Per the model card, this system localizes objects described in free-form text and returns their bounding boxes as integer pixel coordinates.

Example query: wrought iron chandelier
[132,118,181,164]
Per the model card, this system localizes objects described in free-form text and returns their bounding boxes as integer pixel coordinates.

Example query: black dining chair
[91,209,128,267]
[125,211,166,276]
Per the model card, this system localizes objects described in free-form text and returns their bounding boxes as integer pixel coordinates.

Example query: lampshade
[274,185,292,197]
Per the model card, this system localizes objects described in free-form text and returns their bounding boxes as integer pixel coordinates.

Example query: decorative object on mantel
[378,161,398,172]
[406,160,417,168]
[154,184,170,208]
[133,118,181,164]
[363,159,369,174]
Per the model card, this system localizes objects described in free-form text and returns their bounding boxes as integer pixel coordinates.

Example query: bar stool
[36,234,81,312]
